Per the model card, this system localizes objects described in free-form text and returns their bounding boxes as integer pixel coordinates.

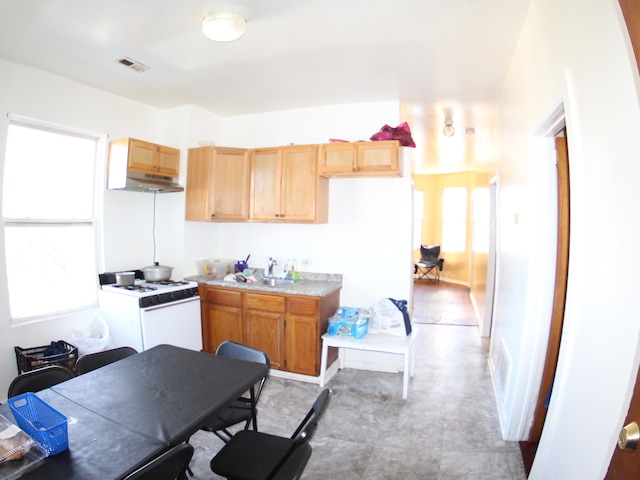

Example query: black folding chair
[202,341,270,442]
[124,443,193,480]
[7,365,75,398]
[414,244,444,283]
[76,346,138,374]
[210,388,331,480]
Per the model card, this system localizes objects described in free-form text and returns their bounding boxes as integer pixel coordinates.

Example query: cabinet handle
[210,213,215,218]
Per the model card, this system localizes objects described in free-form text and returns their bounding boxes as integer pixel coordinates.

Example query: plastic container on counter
[0,412,48,479]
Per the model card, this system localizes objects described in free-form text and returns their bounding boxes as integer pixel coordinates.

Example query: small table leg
[402,350,410,399]
[319,338,328,388]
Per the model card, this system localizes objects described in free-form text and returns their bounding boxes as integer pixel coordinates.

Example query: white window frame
[2,114,106,324]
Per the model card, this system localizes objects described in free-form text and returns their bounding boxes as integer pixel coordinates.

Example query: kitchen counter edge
[186,274,342,297]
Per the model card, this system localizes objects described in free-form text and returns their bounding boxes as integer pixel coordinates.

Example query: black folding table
[1,344,269,479]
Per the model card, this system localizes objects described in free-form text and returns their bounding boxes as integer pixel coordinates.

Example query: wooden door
[128,138,156,173]
[155,144,180,176]
[284,315,319,375]
[243,310,283,369]
[319,143,357,175]
[606,370,640,478]
[185,147,211,221]
[249,148,281,220]
[280,145,318,222]
[212,148,250,221]
[357,141,398,173]
[528,136,570,442]
[606,2,640,477]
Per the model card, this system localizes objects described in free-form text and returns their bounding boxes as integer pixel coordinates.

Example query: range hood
[107,168,184,193]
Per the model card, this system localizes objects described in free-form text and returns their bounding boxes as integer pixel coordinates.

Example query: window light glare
[202,11,246,42]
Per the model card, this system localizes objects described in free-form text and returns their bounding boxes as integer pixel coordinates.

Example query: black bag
[387,298,412,335]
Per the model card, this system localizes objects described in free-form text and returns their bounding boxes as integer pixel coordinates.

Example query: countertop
[186,272,342,297]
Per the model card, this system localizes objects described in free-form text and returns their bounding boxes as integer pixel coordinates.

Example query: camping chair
[414,245,444,283]
[210,388,331,480]
[7,365,75,398]
[76,346,138,374]
[124,443,194,480]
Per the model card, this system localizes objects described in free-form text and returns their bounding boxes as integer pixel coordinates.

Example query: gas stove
[101,280,199,297]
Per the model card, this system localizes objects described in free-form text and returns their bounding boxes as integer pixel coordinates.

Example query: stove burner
[145,280,190,286]
[113,284,158,292]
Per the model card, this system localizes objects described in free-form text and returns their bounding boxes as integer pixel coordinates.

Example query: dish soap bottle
[290,266,299,281]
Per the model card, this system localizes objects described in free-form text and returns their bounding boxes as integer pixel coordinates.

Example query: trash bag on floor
[72,313,111,356]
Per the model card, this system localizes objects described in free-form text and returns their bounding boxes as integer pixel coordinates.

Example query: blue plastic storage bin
[8,393,68,455]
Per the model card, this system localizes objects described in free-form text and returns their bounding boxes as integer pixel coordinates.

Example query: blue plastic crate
[8,393,68,455]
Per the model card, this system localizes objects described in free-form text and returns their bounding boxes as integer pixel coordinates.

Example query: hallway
[188,282,527,479]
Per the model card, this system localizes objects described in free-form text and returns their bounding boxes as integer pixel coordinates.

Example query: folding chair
[414,245,444,283]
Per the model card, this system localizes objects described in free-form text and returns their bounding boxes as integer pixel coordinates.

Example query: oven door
[139,296,203,351]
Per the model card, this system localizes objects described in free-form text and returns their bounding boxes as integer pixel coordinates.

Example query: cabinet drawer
[244,293,285,313]
[203,288,242,307]
[287,297,318,316]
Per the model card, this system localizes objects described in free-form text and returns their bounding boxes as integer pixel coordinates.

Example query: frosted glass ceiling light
[443,120,455,137]
[202,9,246,42]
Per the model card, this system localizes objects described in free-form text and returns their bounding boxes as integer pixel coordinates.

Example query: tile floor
[188,284,527,480]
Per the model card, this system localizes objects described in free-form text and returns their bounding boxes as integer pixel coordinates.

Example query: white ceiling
[0,0,531,173]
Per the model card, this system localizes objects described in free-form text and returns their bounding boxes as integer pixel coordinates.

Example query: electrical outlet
[301,258,312,268]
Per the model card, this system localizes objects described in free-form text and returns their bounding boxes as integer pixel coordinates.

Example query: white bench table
[319,327,419,399]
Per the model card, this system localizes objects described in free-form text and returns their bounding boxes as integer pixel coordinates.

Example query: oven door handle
[141,296,200,312]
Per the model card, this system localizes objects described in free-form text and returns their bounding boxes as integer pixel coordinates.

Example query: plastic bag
[369,122,416,147]
[368,298,412,336]
[72,313,111,356]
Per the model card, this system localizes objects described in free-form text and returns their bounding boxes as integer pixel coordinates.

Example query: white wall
[183,102,415,308]
[0,59,189,397]
[0,59,415,395]
[491,0,640,477]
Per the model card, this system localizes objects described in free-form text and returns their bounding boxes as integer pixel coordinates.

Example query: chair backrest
[216,341,270,366]
[420,244,440,261]
[76,346,138,375]
[216,341,270,402]
[290,388,331,448]
[124,443,194,480]
[265,389,331,480]
[8,365,75,398]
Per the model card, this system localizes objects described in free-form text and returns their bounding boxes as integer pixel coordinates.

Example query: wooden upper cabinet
[185,146,250,222]
[121,138,180,176]
[250,145,328,223]
[319,140,401,177]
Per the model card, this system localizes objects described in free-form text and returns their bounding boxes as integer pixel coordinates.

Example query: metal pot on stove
[142,262,174,281]
[116,271,135,286]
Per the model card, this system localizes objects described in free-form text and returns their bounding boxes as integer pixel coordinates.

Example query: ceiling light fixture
[202,8,247,42]
[443,120,455,137]
[442,108,455,137]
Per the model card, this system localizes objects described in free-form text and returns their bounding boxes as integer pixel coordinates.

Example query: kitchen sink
[262,278,295,286]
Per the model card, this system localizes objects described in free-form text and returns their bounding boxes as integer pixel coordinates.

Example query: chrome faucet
[267,257,277,277]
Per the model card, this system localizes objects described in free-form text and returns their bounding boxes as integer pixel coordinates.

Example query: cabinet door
[128,139,157,173]
[156,144,180,176]
[243,310,284,370]
[319,143,357,175]
[357,141,399,174]
[250,148,282,220]
[203,304,243,353]
[281,145,324,222]
[212,148,250,221]
[284,314,320,376]
[185,147,212,221]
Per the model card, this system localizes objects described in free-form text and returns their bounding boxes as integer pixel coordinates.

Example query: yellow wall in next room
[413,171,492,290]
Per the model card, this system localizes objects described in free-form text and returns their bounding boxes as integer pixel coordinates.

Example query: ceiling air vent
[116,57,150,73]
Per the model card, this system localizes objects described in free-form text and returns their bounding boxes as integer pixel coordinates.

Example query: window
[472,188,489,253]
[2,118,102,321]
[442,187,467,252]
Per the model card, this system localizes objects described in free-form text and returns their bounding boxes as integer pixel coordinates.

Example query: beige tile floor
[188,286,527,480]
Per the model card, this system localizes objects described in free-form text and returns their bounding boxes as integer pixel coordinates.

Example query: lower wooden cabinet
[200,285,340,376]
